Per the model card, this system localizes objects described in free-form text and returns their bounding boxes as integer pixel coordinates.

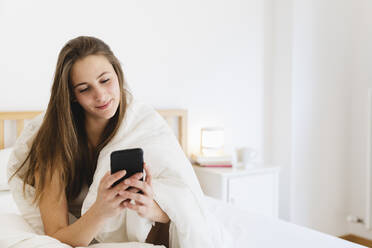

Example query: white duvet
[0,213,164,248]
[0,196,366,248]
[6,98,233,248]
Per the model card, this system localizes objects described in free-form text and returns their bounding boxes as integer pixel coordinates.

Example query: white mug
[236,147,257,168]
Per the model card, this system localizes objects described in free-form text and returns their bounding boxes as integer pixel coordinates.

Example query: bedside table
[193,165,279,218]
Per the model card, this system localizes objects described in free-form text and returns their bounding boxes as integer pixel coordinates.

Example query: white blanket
[0,214,164,248]
[1,197,366,248]
[7,98,232,248]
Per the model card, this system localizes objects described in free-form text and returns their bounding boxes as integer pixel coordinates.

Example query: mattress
[0,191,366,248]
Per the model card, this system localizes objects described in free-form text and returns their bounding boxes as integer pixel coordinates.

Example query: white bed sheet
[206,196,366,248]
[0,191,366,248]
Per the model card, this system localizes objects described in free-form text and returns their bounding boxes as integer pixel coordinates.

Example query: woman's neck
[85,117,108,148]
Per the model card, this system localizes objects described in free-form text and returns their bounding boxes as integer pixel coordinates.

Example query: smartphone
[110,148,144,188]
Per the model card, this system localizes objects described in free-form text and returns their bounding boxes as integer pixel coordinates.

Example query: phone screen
[110,148,144,187]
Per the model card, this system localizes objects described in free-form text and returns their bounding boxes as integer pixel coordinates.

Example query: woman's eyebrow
[73,71,110,88]
[96,71,109,79]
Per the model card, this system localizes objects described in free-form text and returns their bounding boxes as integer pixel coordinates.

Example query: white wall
[290,0,353,235]
[265,0,293,221]
[0,0,265,157]
[348,0,372,240]
[267,0,355,236]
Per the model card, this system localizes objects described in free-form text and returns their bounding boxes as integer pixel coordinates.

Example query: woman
[10,36,169,247]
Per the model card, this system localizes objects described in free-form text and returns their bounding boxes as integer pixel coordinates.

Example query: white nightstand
[193,165,279,218]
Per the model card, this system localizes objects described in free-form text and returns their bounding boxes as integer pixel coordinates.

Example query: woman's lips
[96,99,112,110]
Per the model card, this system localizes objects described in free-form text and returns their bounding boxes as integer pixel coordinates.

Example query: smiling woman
[8,36,171,247]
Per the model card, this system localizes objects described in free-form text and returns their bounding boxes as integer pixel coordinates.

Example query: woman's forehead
[70,55,113,86]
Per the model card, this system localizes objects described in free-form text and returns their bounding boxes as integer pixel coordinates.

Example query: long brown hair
[10,36,129,204]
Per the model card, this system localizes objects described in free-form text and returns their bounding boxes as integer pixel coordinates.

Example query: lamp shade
[200,127,224,156]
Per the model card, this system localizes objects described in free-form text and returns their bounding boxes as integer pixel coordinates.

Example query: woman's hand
[91,170,143,220]
[120,163,170,224]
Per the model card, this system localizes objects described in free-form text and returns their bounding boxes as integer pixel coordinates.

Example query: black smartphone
[110,148,144,188]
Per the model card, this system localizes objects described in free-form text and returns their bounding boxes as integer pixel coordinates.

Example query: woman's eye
[101,79,109,83]
[79,87,89,93]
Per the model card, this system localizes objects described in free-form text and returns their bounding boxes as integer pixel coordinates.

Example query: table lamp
[200,127,224,156]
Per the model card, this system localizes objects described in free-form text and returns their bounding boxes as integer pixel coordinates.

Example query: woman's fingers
[123,201,146,216]
[123,178,151,196]
[110,180,132,196]
[113,194,134,206]
[144,163,152,186]
[129,172,144,181]
[104,163,153,214]
[105,170,126,189]
[120,190,147,205]
[127,186,141,193]
[120,198,132,206]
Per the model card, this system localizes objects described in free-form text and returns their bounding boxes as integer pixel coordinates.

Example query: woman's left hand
[120,163,170,224]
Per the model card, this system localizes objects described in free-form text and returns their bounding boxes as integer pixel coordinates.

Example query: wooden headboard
[0,110,188,155]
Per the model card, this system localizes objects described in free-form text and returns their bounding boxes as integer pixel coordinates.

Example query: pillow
[0,147,13,191]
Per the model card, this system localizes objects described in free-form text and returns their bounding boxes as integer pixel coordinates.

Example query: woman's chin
[99,108,117,120]
[97,100,119,119]
[88,107,117,122]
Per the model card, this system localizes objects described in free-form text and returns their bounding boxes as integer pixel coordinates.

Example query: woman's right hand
[91,170,143,220]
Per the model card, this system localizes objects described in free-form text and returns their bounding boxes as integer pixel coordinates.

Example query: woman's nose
[94,86,105,102]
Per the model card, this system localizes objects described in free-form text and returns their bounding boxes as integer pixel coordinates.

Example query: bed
[0,110,366,248]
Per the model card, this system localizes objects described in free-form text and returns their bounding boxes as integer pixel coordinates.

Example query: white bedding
[0,100,366,248]
[206,196,366,248]
[0,192,366,248]
[6,98,230,247]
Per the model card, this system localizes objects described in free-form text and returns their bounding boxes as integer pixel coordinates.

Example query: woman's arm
[38,169,134,247]
[39,187,106,247]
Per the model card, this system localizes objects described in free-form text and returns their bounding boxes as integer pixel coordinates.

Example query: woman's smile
[96,99,112,110]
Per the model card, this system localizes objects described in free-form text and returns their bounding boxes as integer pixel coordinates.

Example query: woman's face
[70,54,121,124]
